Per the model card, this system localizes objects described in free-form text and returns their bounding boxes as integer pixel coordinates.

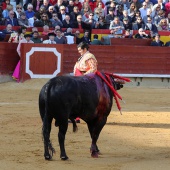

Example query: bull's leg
[43,114,54,160]
[58,121,69,160]
[87,117,107,158]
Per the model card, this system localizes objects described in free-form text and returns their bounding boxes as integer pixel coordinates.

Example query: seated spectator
[0,12,6,25]
[120,10,132,23]
[5,10,19,26]
[62,14,74,28]
[53,25,61,35]
[49,0,57,6]
[74,0,82,11]
[63,0,69,7]
[105,4,115,16]
[32,27,38,33]
[65,30,75,44]
[127,3,137,19]
[67,0,75,13]
[145,0,153,10]
[81,30,91,44]
[28,12,40,27]
[65,27,75,43]
[154,9,166,27]
[58,5,69,22]
[165,0,170,17]
[82,1,93,13]
[74,30,81,44]
[122,29,133,38]
[50,12,63,28]
[1,0,10,11]
[8,26,27,43]
[167,13,170,26]
[143,8,154,24]
[165,40,170,46]
[43,32,56,44]
[94,1,105,17]
[106,8,115,29]
[132,16,145,30]
[36,7,46,19]
[31,31,42,43]
[2,4,13,18]
[18,12,30,28]
[64,27,75,36]
[36,13,52,27]
[25,4,35,19]
[120,0,130,11]
[15,4,23,18]
[54,29,66,44]
[91,34,102,45]
[131,10,141,23]
[152,4,161,19]
[47,5,55,19]
[130,0,141,11]
[123,17,133,30]
[96,16,107,29]
[40,0,51,11]
[42,25,51,36]
[116,4,124,17]
[109,16,124,34]
[32,0,43,12]
[70,6,81,22]
[85,12,97,29]
[151,34,164,46]
[139,2,149,19]
[81,6,90,22]
[93,8,102,22]
[157,18,169,31]
[134,28,151,39]
[2,24,14,34]
[144,16,158,33]
[73,14,91,31]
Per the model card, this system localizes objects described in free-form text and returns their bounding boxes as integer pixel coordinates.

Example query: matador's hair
[77,41,89,50]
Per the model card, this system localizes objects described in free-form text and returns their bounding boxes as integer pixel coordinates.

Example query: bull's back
[39,74,112,120]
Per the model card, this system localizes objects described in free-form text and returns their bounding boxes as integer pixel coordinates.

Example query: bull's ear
[116,83,123,90]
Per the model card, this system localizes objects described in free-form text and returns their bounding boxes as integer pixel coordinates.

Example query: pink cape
[12,60,20,82]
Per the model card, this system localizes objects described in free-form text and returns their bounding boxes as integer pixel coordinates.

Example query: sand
[0,79,170,170]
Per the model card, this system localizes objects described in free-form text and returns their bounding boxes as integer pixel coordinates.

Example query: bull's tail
[40,82,55,160]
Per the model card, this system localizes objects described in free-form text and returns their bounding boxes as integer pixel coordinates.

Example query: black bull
[39,72,128,160]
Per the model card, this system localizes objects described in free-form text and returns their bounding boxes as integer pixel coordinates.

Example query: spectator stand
[0,26,170,42]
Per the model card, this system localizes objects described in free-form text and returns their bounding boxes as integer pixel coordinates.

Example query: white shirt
[65,35,74,44]
[43,39,56,44]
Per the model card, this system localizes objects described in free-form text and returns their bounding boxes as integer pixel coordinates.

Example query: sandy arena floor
[0,79,170,170]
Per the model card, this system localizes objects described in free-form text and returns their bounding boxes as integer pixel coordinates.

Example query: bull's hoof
[91,152,99,158]
[44,154,52,160]
[61,156,69,160]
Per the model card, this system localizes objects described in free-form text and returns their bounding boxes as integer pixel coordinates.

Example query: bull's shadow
[107,122,170,129]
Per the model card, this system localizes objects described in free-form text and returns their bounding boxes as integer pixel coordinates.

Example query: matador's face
[77,47,87,56]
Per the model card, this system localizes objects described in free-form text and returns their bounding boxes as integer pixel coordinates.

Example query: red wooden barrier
[20,44,64,82]
[0,42,19,74]
[0,43,170,82]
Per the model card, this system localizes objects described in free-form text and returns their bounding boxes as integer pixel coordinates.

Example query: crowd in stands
[0,0,170,45]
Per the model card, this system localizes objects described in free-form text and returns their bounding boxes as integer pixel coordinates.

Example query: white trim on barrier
[25,47,61,78]
[117,74,170,78]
